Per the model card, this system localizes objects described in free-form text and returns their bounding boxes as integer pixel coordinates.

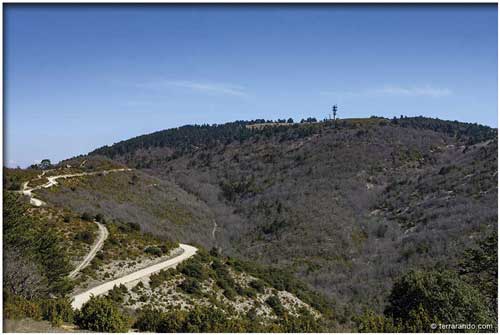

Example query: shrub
[144,246,163,256]
[126,222,141,231]
[160,240,178,253]
[80,212,93,222]
[459,232,497,311]
[134,308,163,331]
[3,294,42,320]
[94,213,106,224]
[74,231,93,244]
[40,298,74,327]
[179,278,202,295]
[178,259,207,279]
[266,295,285,317]
[385,269,494,331]
[249,279,265,293]
[74,296,130,332]
[149,268,176,289]
[106,284,128,303]
[354,310,400,332]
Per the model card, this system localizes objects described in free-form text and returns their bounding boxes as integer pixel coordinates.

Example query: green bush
[80,212,93,222]
[74,296,130,332]
[133,308,163,331]
[266,295,285,317]
[282,307,324,332]
[249,279,266,293]
[160,240,178,253]
[385,269,494,331]
[40,298,74,327]
[149,268,177,289]
[126,221,141,231]
[3,294,74,327]
[74,231,93,244]
[94,213,106,224]
[3,293,42,321]
[4,193,72,295]
[459,232,497,311]
[144,246,162,256]
[106,284,128,303]
[354,310,400,332]
[178,258,207,279]
[179,277,202,295]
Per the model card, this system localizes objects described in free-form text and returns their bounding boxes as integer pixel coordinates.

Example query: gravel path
[71,243,198,310]
[68,221,109,279]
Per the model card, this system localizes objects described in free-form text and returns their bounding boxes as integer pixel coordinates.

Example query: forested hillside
[29,116,497,331]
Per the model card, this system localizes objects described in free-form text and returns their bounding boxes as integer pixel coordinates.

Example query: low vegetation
[355,232,497,332]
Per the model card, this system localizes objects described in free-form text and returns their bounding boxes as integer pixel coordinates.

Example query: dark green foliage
[384,269,494,331]
[177,257,207,280]
[266,295,285,317]
[106,284,128,303]
[261,218,288,235]
[220,178,257,202]
[179,277,202,295]
[144,246,162,256]
[74,231,93,244]
[228,257,334,317]
[94,213,106,224]
[3,193,72,296]
[149,268,177,289]
[281,307,324,332]
[39,298,74,326]
[90,122,263,159]
[133,308,164,331]
[125,221,141,231]
[396,116,496,144]
[211,258,238,299]
[80,212,93,222]
[3,293,43,321]
[3,167,39,190]
[134,305,323,332]
[249,279,266,293]
[459,232,498,312]
[354,310,401,333]
[90,117,496,162]
[3,293,73,327]
[74,296,130,332]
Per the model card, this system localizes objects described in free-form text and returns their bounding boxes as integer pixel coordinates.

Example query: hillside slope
[63,117,497,314]
[4,164,330,332]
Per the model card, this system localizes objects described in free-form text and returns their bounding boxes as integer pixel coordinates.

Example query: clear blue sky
[5,5,497,168]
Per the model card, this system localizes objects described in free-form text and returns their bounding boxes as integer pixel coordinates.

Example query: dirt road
[68,221,109,279]
[71,243,198,309]
[20,168,131,207]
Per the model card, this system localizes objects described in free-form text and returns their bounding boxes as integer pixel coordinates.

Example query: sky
[4,4,498,168]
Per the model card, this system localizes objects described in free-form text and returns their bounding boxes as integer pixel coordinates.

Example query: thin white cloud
[371,85,452,97]
[321,85,452,98]
[137,80,248,97]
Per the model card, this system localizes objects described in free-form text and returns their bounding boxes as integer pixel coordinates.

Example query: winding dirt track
[19,169,131,277]
[68,221,109,279]
[18,167,199,310]
[71,243,198,310]
[20,168,132,207]
[212,219,218,240]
